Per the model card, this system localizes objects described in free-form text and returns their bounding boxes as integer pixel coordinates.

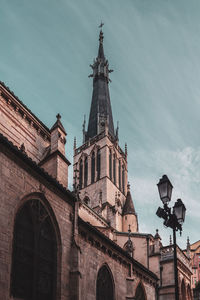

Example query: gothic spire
[122,183,136,216]
[86,27,115,141]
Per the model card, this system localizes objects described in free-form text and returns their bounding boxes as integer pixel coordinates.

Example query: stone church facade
[0,28,192,300]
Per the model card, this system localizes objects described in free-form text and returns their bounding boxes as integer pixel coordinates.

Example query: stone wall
[78,220,157,300]
[0,146,74,300]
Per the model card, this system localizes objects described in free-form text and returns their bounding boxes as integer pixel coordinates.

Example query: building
[184,239,200,291]
[0,27,192,300]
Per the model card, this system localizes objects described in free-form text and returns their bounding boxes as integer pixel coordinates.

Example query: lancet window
[91,151,95,183]
[79,159,83,189]
[96,265,114,300]
[113,154,116,184]
[118,160,121,190]
[11,199,57,300]
[135,283,146,300]
[97,149,101,180]
[122,164,125,194]
[84,156,88,187]
[109,149,112,180]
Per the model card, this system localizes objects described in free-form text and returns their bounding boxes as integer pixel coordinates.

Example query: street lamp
[156,175,186,300]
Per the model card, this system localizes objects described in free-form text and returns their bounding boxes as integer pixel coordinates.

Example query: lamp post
[156,175,186,300]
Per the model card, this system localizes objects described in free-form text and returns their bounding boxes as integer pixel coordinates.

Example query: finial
[99,30,104,44]
[74,137,76,149]
[73,165,80,198]
[170,235,172,245]
[154,229,161,239]
[125,143,127,156]
[116,121,119,140]
[98,22,104,44]
[20,143,26,154]
[82,115,86,143]
[187,236,190,249]
[56,113,61,120]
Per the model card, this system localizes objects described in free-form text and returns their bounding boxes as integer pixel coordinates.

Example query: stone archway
[135,282,147,300]
[11,199,58,300]
[96,264,114,300]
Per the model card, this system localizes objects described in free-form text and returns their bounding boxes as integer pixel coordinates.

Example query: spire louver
[86,28,115,141]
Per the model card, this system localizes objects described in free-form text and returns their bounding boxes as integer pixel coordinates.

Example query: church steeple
[86,26,115,141]
[73,27,129,232]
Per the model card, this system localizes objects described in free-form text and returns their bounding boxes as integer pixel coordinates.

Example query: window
[135,282,147,300]
[113,154,116,184]
[11,200,57,300]
[109,150,112,180]
[96,265,114,300]
[79,159,83,189]
[91,151,95,184]
[118,160,121,190]
[84,157,88,187]
[122,164,125,194]
[97,149,101,180]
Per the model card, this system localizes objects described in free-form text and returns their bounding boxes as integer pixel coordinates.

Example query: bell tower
[73,27,137,232]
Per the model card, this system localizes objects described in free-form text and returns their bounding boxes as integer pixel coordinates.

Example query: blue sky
[1,0,200,248]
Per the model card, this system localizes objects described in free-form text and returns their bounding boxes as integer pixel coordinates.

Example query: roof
[190,240,200,251]
[122,190,136,216]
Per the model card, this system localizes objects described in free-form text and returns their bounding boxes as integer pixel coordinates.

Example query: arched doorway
[96,264,114,300]
[135,282,147,300]
[11,199,57,300]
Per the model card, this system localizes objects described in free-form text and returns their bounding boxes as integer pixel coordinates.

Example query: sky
[1,0,200,248]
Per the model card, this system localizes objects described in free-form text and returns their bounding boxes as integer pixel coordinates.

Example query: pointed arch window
[135,282,147,300]
[96,265,114,300]
[91,151,95,184]
[109,149,112,180]
[113,154,116,184]
[11,199,57,300]
[79,159,83,189]
[118,160,121,190]
[84,156,88,187]
[122,164,125,194]
[97,149,101,180]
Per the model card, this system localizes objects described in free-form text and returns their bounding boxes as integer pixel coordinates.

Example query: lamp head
[157,175,173,205]
[173,198,186,225]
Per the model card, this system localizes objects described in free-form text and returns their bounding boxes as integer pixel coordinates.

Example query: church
[0,28,192,300]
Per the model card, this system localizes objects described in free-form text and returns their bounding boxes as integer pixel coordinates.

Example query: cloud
[128,146,200,247]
